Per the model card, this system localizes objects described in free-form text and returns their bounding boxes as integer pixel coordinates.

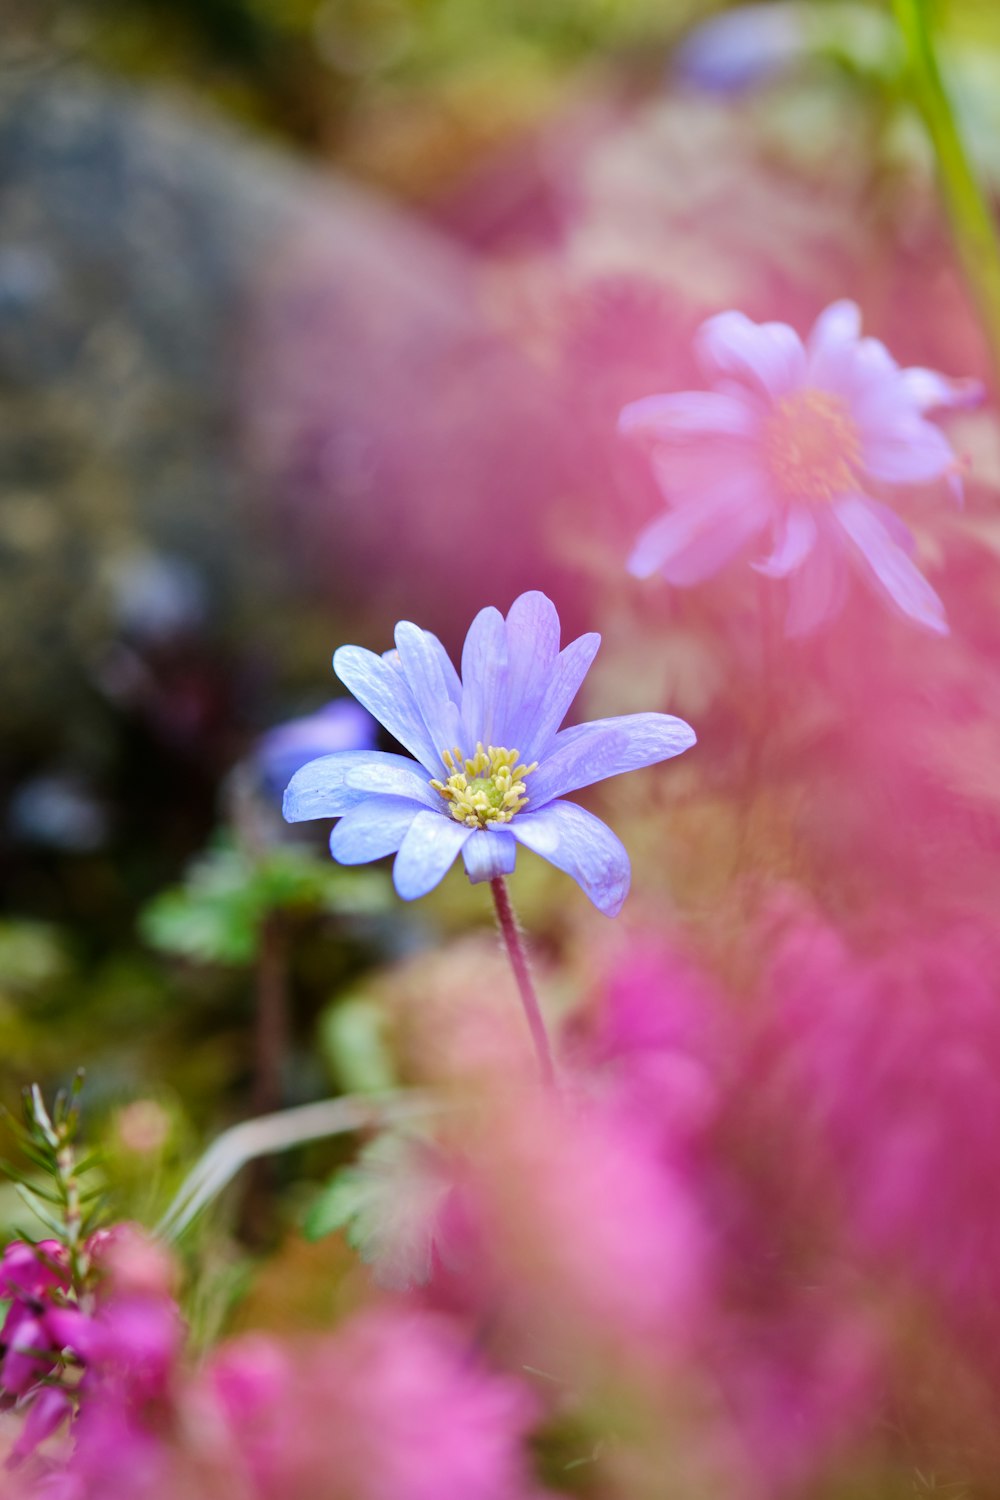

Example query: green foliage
[317,996,397,1094]
[140,838,391,966]
[1,1078,106,1264]
[303,1131,449,1289]
[0,922,69,998]
[303,1163,373,1244]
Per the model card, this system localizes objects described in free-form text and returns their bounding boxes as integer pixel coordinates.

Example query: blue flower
[283,592,695,916]
[257,701,376,799]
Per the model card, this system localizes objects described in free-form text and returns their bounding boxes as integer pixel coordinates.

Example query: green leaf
[302,1133,450,1290]
[318,997,397,1094]
[14,1184,66,1239]
[303,1170,371,1243]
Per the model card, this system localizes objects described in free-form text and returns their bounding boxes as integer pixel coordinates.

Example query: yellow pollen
[764,390,861,502]
[429,744,538,830]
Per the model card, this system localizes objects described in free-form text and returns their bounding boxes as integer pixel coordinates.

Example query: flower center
[430,744,538,830]
[763,390,861,502]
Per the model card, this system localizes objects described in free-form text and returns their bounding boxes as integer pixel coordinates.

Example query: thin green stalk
[893,0,1000,387]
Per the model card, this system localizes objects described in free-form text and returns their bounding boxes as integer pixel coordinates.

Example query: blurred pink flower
[760,914,1000,1389]
[620,300,980,634]
[449,1083,708,1366]
[209,1309,543,1500]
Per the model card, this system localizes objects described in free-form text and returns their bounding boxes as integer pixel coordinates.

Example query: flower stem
[489,876,555,1087]
[893,0,1000,388]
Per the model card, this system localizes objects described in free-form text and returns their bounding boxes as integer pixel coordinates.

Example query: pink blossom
[0,1243,72,1400]
[620,300,980,634]
[759,914,1000,1389]
[208,1309,543,1500]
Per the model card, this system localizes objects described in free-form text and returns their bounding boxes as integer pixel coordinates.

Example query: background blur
[3,0,1000,1231]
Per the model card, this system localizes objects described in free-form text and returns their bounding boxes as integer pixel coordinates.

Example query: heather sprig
[1,1077,104,1289]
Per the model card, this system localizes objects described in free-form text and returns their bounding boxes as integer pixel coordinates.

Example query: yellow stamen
[764,390,862,503]
[430,743,538,830]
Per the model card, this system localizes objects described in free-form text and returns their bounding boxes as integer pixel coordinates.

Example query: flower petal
[618,391,759,441]
[752,506,817,578]
[330,796,427,865]
[529,714,696,806]
[521,631,602,758]
[462,828,517,884]
[9,1386,71,1465]
[834,494,948,635]
[393,622,464,760]
[783,521,849,636]
[393,809,472,900]
[510,800,630,917]
[899,366,984,414]
[334,645,440,770]
[460,606,508,749]
[628,472,771,583]
[696,311,806,398]
[805,300,869,395]
[861,418,955,485]
[283,751,437,822]
[502,591,562,750]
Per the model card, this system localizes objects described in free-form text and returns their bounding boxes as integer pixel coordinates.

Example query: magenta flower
[209,1311,542,1500]
[620,300,981,634]
[0,1240,74,1398]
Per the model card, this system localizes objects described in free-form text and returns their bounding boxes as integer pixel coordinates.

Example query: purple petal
[529,713,696,806]
[256,701,376,796]
[520,631,602,759]
[43,1306,94,1358]
[2,1316,51,1395]
[460,606,508,750]
[501,591,562,749]
[861,417,955,485]
[334,646,440,770]
[423,631,464,704]
[696,311,806,398]
[805,300,863,391]
[783,521,849,636]
[330,796,427,864]
[674,4,808,91]
[9,1386,71,1464]
[461,828,517,884]
[510,801,630,917]
[283,751,437,822]
[863,498,917,554]
[619,391,759,441]
[629,473,771,583]
[393,809,472,900]
[834,494,948,635]
[393,622,464,759]
[753,506,817,577]
[900,366,984,414]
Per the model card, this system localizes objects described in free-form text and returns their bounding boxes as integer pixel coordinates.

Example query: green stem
[893,0,1000,388]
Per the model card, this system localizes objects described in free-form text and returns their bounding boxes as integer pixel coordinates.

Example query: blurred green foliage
[141,838,390,966]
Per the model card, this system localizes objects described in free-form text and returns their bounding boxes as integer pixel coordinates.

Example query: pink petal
[834,495,948,635]
[619,390,759,441]
[696,311,807,398]
[753,507,817,578]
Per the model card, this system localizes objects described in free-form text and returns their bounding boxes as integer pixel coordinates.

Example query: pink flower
[781,920,1000,1322]
[0,1242,72,1399]
[208,1310,543,1500]
[620,300,981,634]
